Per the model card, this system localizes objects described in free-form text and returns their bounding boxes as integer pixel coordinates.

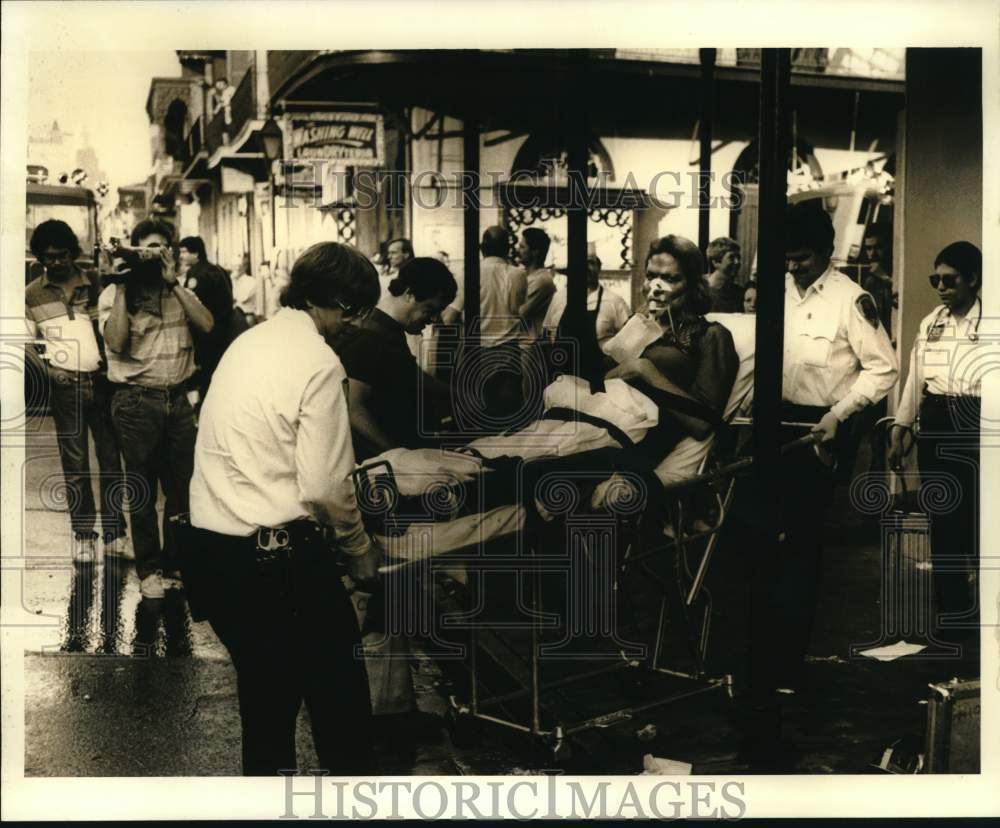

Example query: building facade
[142,46,983,400]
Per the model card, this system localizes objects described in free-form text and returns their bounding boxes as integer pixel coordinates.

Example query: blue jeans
[49,371,125,541]
[110,384,196,580]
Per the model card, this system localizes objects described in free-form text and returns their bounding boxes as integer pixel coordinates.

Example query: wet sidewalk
[18,416,982,776]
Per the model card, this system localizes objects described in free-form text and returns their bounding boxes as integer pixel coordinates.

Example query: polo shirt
[25,267,103,373]
[98,282,200,388]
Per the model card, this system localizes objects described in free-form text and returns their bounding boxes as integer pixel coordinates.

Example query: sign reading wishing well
[286,111,385,166]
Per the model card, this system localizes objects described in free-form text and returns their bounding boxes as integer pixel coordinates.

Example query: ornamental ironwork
[503,204,633,269]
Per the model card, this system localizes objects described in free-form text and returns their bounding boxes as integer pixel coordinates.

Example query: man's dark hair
[30,219,81,260]
[178,236,208,262]
[935,241,982,289]
[587,253,603,271]
[522,228,551,262]
[388,257,458,305]
[783,202,835,256]
[281,241,380,313]
[481,225,510,258]
[131,218,176,246]
[645,234,711,316]
[387,237,414,258]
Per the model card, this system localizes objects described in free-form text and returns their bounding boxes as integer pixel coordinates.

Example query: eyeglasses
[928,273,960,290]
[334,299,372,321]
[40,250,72,264]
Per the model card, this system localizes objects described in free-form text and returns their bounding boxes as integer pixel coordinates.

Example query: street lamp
[259,118,283,162]
[259,118,283,257]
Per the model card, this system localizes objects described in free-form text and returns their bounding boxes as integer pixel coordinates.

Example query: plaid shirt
[98,282,200,387]
[25,267,105,373]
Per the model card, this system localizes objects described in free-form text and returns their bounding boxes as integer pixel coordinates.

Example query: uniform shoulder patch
[855,294,880,329]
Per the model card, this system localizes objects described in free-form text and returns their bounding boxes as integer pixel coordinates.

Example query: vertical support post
[566,55,589,325]
[463,106,481,347]
[698,48,717,258]
[752,48,791,527]
[530,556,542,735]
[469,570,479,714]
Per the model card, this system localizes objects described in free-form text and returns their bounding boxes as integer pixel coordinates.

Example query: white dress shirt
[189,308,370,555]
[783,266,898,420]
[895,298,984,427]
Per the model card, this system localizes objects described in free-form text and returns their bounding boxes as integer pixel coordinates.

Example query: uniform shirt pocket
[800,315,839,368]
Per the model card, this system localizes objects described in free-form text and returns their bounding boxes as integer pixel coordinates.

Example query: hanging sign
[285,111,385,167]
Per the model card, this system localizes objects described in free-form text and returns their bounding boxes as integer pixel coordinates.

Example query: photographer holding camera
[98,218,214,599]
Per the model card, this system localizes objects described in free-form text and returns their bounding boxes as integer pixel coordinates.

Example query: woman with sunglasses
[889,240,982,645]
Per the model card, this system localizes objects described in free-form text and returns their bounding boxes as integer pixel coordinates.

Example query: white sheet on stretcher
[378,503,526,560]
[362,377,658,557]
[358,375,659,499]
[365,312,756,558]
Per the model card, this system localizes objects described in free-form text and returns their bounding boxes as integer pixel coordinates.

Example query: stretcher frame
[358,425,817,762]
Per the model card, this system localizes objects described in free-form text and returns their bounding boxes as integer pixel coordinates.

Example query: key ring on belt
[257,527,290,552]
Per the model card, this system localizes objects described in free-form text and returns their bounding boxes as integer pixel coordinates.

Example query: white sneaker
[104,534,135,560]
[140,571,165,600]
[73,536,97,564]
[161,572,184,591]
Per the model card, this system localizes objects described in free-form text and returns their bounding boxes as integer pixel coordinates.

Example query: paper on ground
[642,754,692,775]
[858,641,927,661]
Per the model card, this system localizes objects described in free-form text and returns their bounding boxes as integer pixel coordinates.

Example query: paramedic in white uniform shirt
[747,203,898,716]
[186,242,381,776]
[889,241,983,646]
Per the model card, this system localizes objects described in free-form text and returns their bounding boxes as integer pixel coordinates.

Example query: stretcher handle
[658,433,817,495]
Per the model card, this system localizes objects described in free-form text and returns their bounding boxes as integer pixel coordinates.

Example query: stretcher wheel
[533,726,571,766]
[445,706,482,749]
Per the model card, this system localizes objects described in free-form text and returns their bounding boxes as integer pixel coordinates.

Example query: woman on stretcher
[361,235,739,500]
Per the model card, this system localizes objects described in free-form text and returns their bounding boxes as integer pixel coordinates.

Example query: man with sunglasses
[187,241,382,776]
[26,219,127,563]
[742,203,898,765]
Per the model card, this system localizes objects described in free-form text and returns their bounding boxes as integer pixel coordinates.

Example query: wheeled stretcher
[350,313,816,760]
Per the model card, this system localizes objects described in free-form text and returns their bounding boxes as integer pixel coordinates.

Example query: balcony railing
[184,117,203,166]
[205,106,229,154]
[229,68,257,135]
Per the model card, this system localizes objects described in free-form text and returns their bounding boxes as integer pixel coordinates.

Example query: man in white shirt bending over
[187,242,382,776]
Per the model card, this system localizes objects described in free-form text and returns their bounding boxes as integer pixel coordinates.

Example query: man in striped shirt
[26,220,126,562]
[98,218,214,599]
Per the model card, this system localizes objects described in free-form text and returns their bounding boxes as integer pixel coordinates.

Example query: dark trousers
[917,394,980,638]
[185,528,375,776]
[110,385,196,579]
[49,371,125,540]
[745,406,843,695]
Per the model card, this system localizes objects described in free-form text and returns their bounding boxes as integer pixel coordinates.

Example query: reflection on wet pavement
[59,556,194,658]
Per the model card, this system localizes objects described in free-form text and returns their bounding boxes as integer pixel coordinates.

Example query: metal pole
[566,54,589,325]
[752,49,791,529]
[698,48,717,259]
[270,169,277,255]
[463,106,481,347]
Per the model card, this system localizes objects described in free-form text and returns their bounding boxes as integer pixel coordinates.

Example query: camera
[106,238,162,264]
[100,238,163,285]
